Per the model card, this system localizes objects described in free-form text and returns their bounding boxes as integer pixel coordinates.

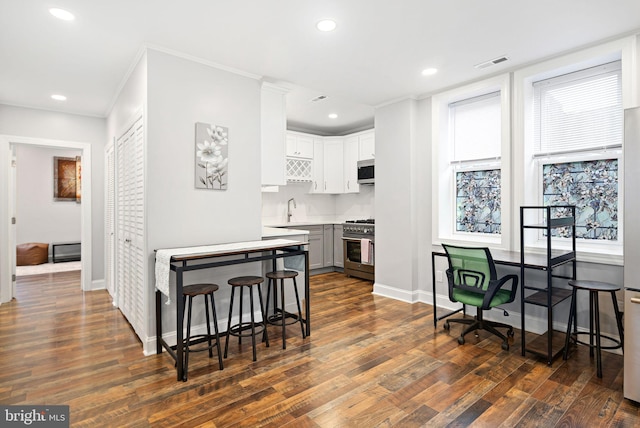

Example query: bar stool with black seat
[224,275,270,362]
[181,283,224,381]
[265,270,306,349]
[563,279,624,378]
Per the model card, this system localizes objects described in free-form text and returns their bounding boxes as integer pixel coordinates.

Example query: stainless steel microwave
[357,159,374,185]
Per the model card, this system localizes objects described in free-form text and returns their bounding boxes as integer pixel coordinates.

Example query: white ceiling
[2,1,640,135]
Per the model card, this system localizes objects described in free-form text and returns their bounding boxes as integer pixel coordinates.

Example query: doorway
[0,135,92,303]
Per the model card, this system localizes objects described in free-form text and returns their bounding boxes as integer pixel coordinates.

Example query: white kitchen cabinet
[323,138,344,193]
[333,224,344,268]
[261,83,288,185]
[358,130,375,161]
[286,132,314,159]
[306,226,324,269]
[310,139,324,193]
[343,136,360,194]
[323,225,333,267]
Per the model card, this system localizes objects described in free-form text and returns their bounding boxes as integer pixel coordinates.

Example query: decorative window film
[456,169,501,234]
[542,159,618,240]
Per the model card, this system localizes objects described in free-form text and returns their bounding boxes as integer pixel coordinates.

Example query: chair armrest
[481,274,519,309]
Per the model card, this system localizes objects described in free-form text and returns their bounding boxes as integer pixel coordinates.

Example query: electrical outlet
[436,270,443,282]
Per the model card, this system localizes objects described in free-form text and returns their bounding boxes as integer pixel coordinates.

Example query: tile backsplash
[261,182,374,225]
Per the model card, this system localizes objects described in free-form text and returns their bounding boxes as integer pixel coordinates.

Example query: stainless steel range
[342,219,374,281]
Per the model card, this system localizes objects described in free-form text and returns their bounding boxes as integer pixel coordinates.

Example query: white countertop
[262,226,310,238]
[264,220,345,228]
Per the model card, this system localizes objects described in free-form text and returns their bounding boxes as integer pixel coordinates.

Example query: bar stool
[224,276,269,361]
[563,279,624,378]
[265,270,306,349]
[182,283,224,381]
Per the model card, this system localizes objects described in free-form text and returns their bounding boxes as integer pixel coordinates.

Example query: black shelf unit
[520,205,576,365]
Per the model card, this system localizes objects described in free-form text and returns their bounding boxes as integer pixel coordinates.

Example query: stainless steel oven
[342,220,374,281]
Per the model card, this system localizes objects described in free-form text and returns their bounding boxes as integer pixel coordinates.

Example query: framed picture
[195,122,229,190]
[53,156,81,202]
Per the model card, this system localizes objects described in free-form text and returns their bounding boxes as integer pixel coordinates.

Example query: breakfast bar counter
[155,238,308,381]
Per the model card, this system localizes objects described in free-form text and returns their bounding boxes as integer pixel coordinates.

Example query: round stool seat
[564,279,624,378]
[266,270,298,280]
[568,280,620,292]
[183,283,219,296]
[228,276,264,286]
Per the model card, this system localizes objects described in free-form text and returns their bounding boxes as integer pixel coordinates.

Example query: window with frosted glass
[543,159,618,240]
[456,169,501,233]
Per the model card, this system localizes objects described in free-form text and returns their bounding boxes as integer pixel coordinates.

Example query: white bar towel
[361,238,371,264]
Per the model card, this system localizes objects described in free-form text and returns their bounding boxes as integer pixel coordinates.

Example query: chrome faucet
[287,198,296,223]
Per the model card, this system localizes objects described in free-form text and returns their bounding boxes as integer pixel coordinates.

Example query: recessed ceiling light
[328,113,338,119]
[421,68,438,76]
[51,94,67,101]
[49,8,75,21]
[316,19,337,32]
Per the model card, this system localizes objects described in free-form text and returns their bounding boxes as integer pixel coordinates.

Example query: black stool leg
[611,291,624,350]
[238,286,244,345]
[280,279,286,349]
[564,287,577,360]
[208,293,223,370]
[257,283,269,348]
[184,295,193,381]
[204,295,213,358]
[248,285,257,362]
[594,291,603,378]
[224,286,236,358]
[293,277,306,339]
[589,291,595,357]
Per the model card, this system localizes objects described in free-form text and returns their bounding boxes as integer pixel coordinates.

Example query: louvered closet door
[105,144,116,301]
[115,116,145,341]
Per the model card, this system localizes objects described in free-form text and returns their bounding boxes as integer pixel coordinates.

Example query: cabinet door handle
[324,182,327,190]
[631,297,640,304]
[314,182,317,190]
[347,181,350,189]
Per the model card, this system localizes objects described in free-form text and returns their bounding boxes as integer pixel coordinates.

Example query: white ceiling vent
[474,56,509,69]
[310,95,328,102]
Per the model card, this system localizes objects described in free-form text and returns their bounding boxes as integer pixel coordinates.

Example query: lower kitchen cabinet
[306,226,324,270]
[333,224,343,268]
[323,225,333,267]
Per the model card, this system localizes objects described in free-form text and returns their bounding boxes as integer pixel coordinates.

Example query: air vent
[474,56,509,69]
[310,95,328,102]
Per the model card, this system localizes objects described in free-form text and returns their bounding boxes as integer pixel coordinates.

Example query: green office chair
[442,244,518,350]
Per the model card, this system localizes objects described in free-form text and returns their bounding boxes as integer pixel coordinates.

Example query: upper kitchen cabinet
[286,132,314,159]
[261,83,288,186]
[343,136,360,194]
[323,137,344,193]
[358,130,375,161]
[310,139,324,194]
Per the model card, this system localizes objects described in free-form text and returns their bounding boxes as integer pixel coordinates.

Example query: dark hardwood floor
[1,270,638,427]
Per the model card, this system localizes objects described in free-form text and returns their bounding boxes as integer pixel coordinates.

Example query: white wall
[143,49,263,347]
[15,145,82,255]
[0,104,106,280]
[373,99,421,302]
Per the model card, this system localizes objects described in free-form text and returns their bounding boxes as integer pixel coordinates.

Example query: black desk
[431,245,550,327]
[155,239,308,381]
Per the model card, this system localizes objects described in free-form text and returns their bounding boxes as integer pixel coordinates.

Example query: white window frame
[513,36,637,265]
[432,74,511,249]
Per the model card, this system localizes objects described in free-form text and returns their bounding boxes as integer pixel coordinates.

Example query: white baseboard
[89,278,105,291]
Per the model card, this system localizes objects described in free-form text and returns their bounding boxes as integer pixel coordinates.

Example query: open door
[8,144,16,298]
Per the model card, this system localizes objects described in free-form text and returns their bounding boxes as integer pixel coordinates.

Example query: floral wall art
[195,122,229,190]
